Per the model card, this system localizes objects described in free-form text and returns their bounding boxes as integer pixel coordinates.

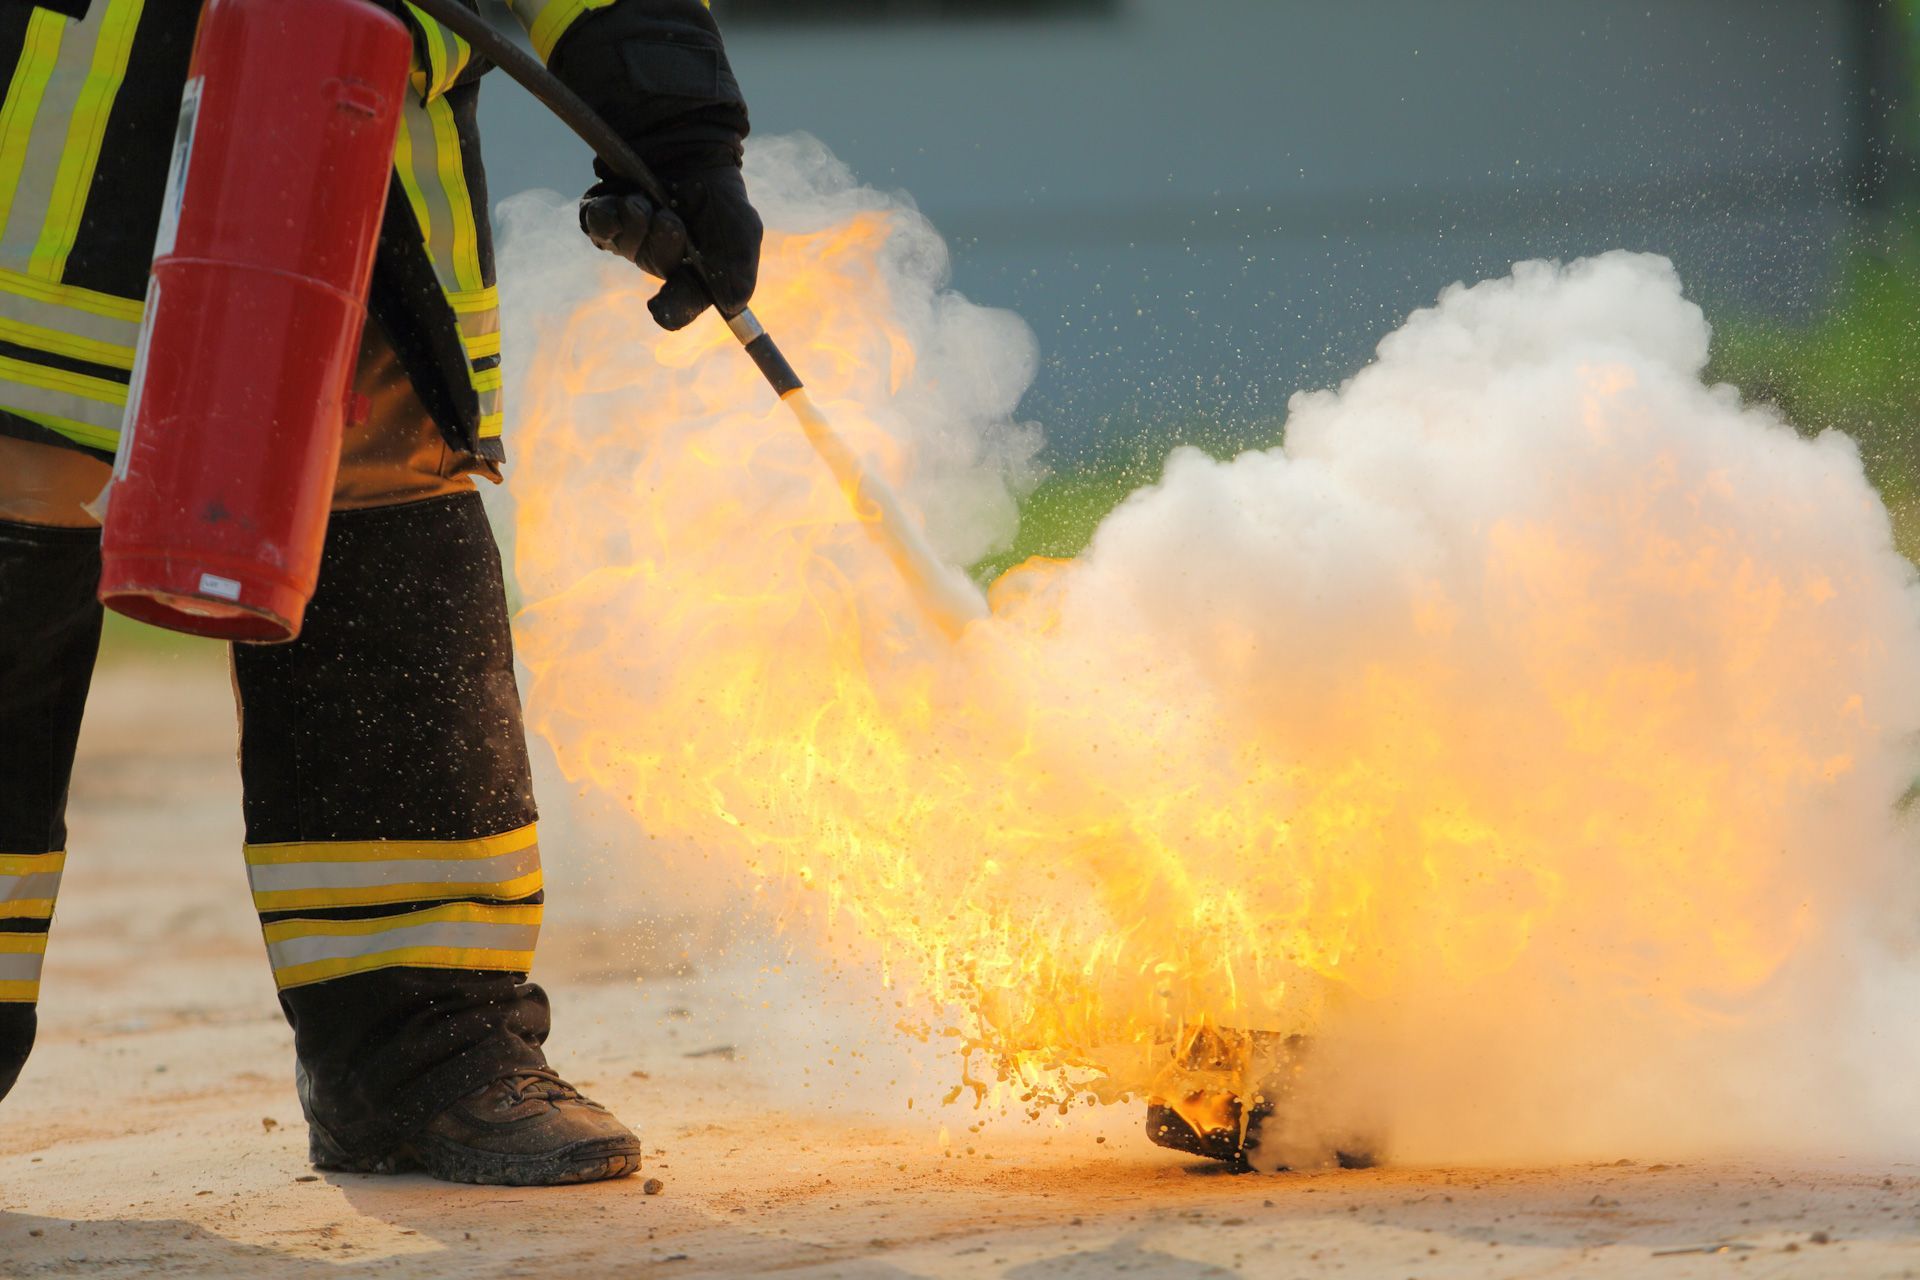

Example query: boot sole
[309,1118,644,1187]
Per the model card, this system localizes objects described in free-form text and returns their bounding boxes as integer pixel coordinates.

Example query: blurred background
[470,0,1920,571]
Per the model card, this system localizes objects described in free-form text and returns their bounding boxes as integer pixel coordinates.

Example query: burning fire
[502,145,1920,1161]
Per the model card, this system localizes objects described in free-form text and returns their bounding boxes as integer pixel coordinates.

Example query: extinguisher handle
[395,0,798,389]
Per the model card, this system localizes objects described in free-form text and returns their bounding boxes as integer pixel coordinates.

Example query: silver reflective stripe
[0,870,62,908]
[456,302,498,347]
[246,845,540,897]
[0,359,125,427]
[0,280,140,359]
[0,951,45,984]
[0,11,100,268]
[266,918,542,972]
[397,97,454,287]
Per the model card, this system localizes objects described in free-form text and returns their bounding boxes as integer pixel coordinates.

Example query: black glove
[550,2,761,331]
[578,160,761,330]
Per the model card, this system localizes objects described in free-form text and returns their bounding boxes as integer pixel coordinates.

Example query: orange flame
[509,208,1918,1146]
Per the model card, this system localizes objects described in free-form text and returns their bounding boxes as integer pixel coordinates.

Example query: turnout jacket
[0,0,731,464]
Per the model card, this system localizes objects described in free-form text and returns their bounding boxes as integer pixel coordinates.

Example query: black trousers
[0,491,553,1156]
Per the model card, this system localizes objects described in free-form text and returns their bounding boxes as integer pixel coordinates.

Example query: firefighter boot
[302,1062,643,1185]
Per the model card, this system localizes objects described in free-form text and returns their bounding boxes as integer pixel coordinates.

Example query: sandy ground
[5,648,1920,1279]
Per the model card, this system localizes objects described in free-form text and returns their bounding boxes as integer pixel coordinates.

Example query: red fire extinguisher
[97,0,412,643]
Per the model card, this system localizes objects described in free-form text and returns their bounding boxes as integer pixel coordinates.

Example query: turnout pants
[0,322,552,1156]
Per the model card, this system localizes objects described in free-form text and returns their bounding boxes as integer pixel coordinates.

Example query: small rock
[1810,1231,1832,1245]
[643,1178,665,1195]
[261,1117,278,1132]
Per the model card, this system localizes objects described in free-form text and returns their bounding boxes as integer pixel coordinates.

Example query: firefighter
[0,0,761,1186]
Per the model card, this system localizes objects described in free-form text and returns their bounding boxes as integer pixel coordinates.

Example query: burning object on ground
[1143,1025,1377,1172]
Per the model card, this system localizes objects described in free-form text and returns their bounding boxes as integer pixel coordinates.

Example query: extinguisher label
[152,76,203,261]
[114,276,159,483]
[197,573,243,603]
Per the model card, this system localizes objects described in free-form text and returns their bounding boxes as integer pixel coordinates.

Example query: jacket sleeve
[536,0,751,171]
[508,0,714,64]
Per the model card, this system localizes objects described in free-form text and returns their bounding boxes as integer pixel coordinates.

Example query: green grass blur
[1706,228,1920,562]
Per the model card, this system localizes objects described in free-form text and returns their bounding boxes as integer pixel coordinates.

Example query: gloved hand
[577,160,761,330]
[550,1,761,331]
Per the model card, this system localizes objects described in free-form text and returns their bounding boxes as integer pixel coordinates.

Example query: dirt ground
[5,647,1920,1279]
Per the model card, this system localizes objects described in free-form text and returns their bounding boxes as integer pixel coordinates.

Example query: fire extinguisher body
[98,0,412,642]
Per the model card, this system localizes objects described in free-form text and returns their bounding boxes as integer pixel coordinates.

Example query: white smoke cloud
[499,138,1920,1163]
[1064,253,1920,1164]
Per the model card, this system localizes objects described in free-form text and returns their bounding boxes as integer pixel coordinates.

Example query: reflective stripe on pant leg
[261,900,542,990]
[246,825,543,989]
[0,850,59,1002]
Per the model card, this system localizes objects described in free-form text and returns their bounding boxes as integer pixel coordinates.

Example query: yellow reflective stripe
[0,934,48,994]
[0,312,133,370]
[244,825,536,867]
[0,12,66,242]
[405,4,445,99]
[515,0,620,63]
[447,285,497,316]
[262,902,543,944]
[251,869,542,914]
[0,852,62,923]
[387,101,503,438]
[4,405,116,451]
[275,945,538,989]
[448,283,502,428]
[245,826,541,906]
[0,350,128,446]
[0,263,143,323]
[29,0,145,280]
[425,94,483,294]
[391,100,432,251]
[0,349,124,405]
[0,853,66,878]
[264,902,542,990]
[404,7,473,102]
[0,980,39,1003]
